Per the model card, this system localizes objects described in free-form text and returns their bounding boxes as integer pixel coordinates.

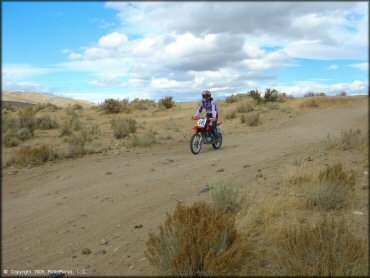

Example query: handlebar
[192,117,217,121]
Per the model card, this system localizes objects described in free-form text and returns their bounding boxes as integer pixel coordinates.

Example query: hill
[2,90,96,108]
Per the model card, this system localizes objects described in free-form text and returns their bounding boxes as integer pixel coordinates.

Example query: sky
[2,1,369,103]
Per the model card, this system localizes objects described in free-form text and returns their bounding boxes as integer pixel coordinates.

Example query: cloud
[99,32,128,48]
[275,80,368,97]
[349,62,368,70]
[3,64,53,81]
[327,65,339,70]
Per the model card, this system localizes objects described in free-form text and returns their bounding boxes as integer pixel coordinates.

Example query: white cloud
[276,80,368,97]
[349,62,368,70]
[98,32,128,48]
[328,65,339,70]
[3,64,53,81]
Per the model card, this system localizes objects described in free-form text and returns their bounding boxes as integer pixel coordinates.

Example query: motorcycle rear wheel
[212,133,222,149]
[190,133,203,154]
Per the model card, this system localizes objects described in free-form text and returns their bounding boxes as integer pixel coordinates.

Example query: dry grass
[211,180,240,213]
[36,115,59,130]
[269,215,367,276]
[300,96,351,108]
[237,103,254,113]
[110,118,137,139]
[146,202,252,276]
[240,114,246,124]
[225,110,237,119]
[225,94,239,103]
[304,163,355,210]
[6,144,60,167]
[130,129,157,147]
[247,113,260,126]
[159,96,175,109]
[266,102,280,110]
[341,129,368,150]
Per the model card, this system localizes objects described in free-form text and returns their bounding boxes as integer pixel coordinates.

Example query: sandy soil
[2,98,368,275]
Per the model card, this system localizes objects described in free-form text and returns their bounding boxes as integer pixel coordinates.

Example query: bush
[146,202,250,276]
[263,88,279,102]
[266,102,280,110]
[59,127,72,137]
[305,163,355,210]
[341,129,368,149]
[337,91,347,96]
[247,113,260,126]
[272,215,367,276]
[100,98,122,114]
[225,110,237,119]
[110,118,137,139]
[18,107,36,133]
[3,131,21,147]
[225,94,239,103]
[7,144,60,166]
[237,103,254,113]
[247,90,263,104]
[280,107,293,114]
[16,128,33,141]
[240,114,246,124]
[211,182,240,213]
[72,103,83,110]
[67,111,81,131]
[304,92,326,97]
[34,102,61,112]
[130,129,157,147]
[36,115,59,130]
[159,96,175,109]
[130,98,156,110]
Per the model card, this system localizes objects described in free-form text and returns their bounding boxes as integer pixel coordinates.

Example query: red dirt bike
[190,117,222,154]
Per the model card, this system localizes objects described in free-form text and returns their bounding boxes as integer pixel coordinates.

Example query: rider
[193,90,219,141]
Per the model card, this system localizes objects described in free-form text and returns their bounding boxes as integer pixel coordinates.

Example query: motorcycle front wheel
[190,133,203,155]
[212,133,222,149]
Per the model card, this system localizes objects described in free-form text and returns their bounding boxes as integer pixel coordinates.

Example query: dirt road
[2,101,368,275]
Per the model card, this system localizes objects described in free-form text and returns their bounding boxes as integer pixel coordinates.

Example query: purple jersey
[195,99,218,118]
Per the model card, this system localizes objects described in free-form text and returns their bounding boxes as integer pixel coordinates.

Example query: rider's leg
[212,113,219,141]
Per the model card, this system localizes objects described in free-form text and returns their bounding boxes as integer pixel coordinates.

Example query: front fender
[192,126,203,131]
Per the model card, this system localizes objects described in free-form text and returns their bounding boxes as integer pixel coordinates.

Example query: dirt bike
[190,117,222,155]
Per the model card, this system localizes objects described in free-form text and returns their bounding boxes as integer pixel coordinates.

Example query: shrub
[72,103,83,110]
[240,114,246,124]
[16,128,33,141]
[266,102,280,110]
[247,113,260,126]
[18,107,36,133]
[130,129,157,147]
[225,110,237,119]
[110,118,137,139]
[263,88,280,102]
[247,90,263,104]
[159,96,175,109]
[341,129,368,149]
[211,182,240,213]
[100,98,122,114]
[7,144,60,166]
[225,94,239,103]
[34,102,61,112]
[237,103,254,113]
[304,92,326,97]
[271,215,367,276]
[67,111,81,131]
[59,127,72,137]
[337,91,347,96]
[3,131,21,147]
[280,107,293,114]
[36,115,59,130]
[305,163,355,210]
[146,202,251,276]
[130,98,156,110]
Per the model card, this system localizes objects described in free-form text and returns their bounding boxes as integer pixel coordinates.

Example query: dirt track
[2,100,368,275]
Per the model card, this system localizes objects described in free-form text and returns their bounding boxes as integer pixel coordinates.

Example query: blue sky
[3,1,368,103]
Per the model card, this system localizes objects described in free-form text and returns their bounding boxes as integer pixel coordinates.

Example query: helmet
[202,90,211,99]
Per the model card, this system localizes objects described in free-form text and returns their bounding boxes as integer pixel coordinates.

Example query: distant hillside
[2,91,96,108]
